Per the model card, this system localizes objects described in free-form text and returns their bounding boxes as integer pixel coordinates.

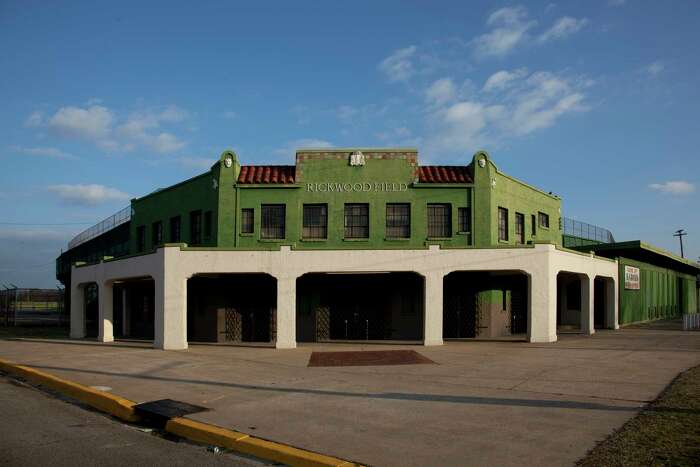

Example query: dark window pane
[190,210,202,245]
[458,207,471,233]
[427,204,451,238]
[498,207,508,241]
[170,216,181,242]
[538,212,549,228]
[515,212,524,244]
[344,203,369,238]
[204,211,212,238]
[137,226,146,252]
[531,214,536,237]
[303,204,327,239]
[261,204,285,239]
[386,203,410,238]
[241,208,254,234]
[152,221,163,246]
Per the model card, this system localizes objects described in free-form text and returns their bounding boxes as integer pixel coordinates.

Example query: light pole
[673,229,687,258]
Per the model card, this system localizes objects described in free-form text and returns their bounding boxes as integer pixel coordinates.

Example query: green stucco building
[56,148,698,349]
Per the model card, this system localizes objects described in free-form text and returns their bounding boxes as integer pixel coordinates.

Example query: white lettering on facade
[304,182,409,192]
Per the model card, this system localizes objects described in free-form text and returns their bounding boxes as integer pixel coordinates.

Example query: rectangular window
[261,204,286,239]
[427,204,451,238]
[169,216,181,242]
[137,226,146,252]
[458,207,471,233]
[344,203,369,239]
[241,208,254,234]
[498,207,508,241]
[190,210,202,245]
[152,221,163,246]
[204,211,212,238]
[531,214,536,237]
[515,212,525,244]
[538,212,550,229]
[386,203,410,238]
[302,204,328,239]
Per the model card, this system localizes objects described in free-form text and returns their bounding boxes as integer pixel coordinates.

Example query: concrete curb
[166,417,360,467]
[0,357,139,422]
[0,358,362,467]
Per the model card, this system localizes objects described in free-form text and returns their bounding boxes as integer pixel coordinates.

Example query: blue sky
[1,0,698,287]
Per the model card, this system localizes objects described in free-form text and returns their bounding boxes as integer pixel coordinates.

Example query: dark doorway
[594,278,605,329]
[443,272,528,339]
[84,283,98,338]
[296,272,423,342]
[187,274,276,343]
[113,279,155,340]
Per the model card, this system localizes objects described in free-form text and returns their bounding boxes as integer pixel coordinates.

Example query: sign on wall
[624,265,640,290]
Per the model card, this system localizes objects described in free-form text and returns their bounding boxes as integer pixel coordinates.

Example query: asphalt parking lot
[1,325,699,467]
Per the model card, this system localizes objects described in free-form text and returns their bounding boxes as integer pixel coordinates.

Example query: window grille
[170,216,181,242]
[515,212,525,244]
[303,204,328,239]
[261,204,285,239]
[344,204,369,238]
[458,207,471,233]
[241,208,254,234]
[152,221,163,246]
[427,204,451,238]
[538,212,550,229]
[498,207,508,241]
[190,210,202,245]
[386,203,410,238]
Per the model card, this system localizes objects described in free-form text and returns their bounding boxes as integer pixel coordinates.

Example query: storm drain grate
[308,350,436,367]
[134,399,209,427]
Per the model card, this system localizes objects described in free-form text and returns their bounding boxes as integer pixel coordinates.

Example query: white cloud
[427,70,588,155]
[24,111,44,127]
[426,78,457,105]
[538,16,588,42]
[646,61,665,76]
[47,184,131,205]
[508,71,587,135]
[11,145,78,160]
[472,7,536,58]
[483,68,528,92]
[649,181,695,195]
[48,105,114,140]
[378,45,417,82]
[37,104,189,155]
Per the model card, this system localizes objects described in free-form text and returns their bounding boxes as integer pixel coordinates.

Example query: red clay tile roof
[417,165,472,183]
[237,165,296,184]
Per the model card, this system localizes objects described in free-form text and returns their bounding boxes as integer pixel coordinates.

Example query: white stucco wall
[71,244,618,350]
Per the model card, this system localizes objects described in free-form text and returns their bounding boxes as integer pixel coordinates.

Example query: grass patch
[0,326,69,339]
[578,365,700,467]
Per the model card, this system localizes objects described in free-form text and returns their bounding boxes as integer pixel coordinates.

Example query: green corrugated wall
[618,257,698,324]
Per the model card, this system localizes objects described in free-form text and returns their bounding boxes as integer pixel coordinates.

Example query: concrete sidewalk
[1,327,699,467]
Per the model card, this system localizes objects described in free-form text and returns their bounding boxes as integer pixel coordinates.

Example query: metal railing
[67,206,131,250]
[562,217,615,245]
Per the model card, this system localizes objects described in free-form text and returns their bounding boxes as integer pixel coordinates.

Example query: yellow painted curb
[0,357,140,423]
[166,417,361,467]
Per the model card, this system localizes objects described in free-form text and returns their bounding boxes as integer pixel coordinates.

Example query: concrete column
[529,270,557,343]
[70,283,85,339]
[98,281,114,342]
[154,274,188,350]
[581,275,594,335]
[423,271,444,346]
[276,275,297,349]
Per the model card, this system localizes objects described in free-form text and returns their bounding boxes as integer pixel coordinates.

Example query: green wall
[618,257,698,324]
[472,151,561,247]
